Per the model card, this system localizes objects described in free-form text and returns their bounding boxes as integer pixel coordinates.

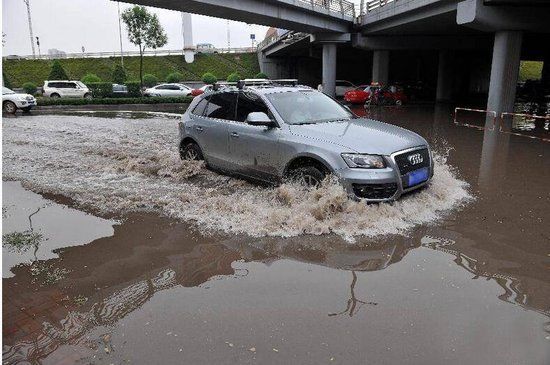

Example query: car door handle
[195,126,204,132]
[230,132,239,138]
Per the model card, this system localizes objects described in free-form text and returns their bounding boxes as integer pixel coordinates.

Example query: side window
[69,83,77,88]
[192,97,209,116]
[236,92,269,122]
[204,93,237,120]
[156,85,167,90]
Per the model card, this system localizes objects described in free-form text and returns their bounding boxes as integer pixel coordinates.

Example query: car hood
[4,93,34,99]
[288,118,427,154]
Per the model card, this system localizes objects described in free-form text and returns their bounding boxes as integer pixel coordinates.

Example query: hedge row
[36,96,193,106]
[3,53,261,88]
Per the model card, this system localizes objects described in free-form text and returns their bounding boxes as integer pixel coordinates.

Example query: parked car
[366,85,408,106]
[196,43,218,54]
[112,84,129,97]
[43,80,92,98]
[190,85,212,97]
[335,80,356,98]
[344,85,373,104]
[179,85,433,202]
[2,87,36,113]
[144,83,192,97]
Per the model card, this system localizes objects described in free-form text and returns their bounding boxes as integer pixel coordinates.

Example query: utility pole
[23,0,36,58]
[117,1,124,66]
[36,36,41,58]
[227,20,230,51]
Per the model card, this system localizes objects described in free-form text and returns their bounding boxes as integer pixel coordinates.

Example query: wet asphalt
[2,105,549,364]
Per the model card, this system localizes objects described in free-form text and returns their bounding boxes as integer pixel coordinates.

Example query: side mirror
[246,112,275,127]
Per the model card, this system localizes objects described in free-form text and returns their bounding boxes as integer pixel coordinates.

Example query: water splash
[3,114,472,241]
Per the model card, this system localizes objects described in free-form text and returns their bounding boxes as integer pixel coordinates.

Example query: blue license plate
[408,167,429,187]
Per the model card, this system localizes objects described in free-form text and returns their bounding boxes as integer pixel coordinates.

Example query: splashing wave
[3,114,472,241]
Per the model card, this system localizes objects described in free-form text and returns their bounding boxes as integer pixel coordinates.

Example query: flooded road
[3,107,549,364]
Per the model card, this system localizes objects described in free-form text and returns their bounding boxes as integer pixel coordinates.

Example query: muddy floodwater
[2,106,549,364]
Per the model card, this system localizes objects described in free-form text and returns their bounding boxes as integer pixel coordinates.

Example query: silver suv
[43,80,91,98]
[179,85,433,201]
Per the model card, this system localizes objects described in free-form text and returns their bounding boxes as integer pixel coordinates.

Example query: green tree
[48,60,69,80]
[255,72,268,79]
[112,63,127,84]
[22,82,37,95]
[166,72,183,83]
[121,6,168,88]
[143,74,158,87]
[81,73,101,84]
[226,72,242,82]
[202,72,217,85]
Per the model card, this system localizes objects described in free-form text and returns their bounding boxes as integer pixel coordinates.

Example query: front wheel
[288,166,326,188]
[3,101,17,114]
[84,93,92,100]
[395,99,403,106]
[180,142,204,161]
[50,93,61,98]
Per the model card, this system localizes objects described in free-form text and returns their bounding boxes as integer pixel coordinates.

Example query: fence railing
[3,47,257,61]
[360,0,397,14]
[298,0,356,18]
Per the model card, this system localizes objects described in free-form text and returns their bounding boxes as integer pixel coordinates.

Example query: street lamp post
[23,0,36,58]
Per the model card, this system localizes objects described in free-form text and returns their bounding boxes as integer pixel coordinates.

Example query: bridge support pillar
[322,43,337,97]
[486,31,522,128]
[372,50,389,85]
[436,50,453,102]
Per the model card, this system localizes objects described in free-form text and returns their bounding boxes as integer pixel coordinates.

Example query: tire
[3,101,17,114]
[50,93,61,98]
[395,99,403,106]
[288,166,326,188]
[180,142,204,161]
[84,93,92,100]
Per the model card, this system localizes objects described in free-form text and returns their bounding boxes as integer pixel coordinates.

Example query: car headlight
[341,153,386,169]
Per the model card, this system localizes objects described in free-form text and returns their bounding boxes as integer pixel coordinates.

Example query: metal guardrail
[360,0,397,14]
[3,47,257,61]
[299,0,356,17]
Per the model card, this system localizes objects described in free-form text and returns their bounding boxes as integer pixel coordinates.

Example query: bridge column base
[372,50,389,85]
[486,30,523,128]
[322,43,337,97]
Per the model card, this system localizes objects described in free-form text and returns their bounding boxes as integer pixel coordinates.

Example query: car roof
[211,85,314,95]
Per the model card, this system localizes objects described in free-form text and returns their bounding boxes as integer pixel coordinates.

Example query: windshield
[3,87,15,95]
[266,91,354,125]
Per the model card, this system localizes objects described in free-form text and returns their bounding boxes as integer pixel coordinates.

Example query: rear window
[192,97,209,116]
[204,93,237,120]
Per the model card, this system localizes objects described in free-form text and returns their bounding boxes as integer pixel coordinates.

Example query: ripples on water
[3,114,472,241]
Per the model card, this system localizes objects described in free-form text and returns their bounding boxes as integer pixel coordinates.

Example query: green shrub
[22,82,38,95]
[48,60,69,80]
[3,72,13,89]
[166,72,183,83]
[125,81,141,97]
[142,74,158,87]
[81,73,101,84]
[87,82,113,98]
[255,72,268,79]
[112,63,127,84]
[226,72,242,82]
[36,96,193,106]
[202,72,217,85]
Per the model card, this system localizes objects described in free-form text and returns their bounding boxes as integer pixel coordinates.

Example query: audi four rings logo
[408,153,423,165]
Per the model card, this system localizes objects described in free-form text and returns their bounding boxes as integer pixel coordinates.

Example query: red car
[343,85,372,104]
[367,85,408,106]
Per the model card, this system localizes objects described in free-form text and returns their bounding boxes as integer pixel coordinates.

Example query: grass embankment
[36,96,193,106]
[3,53,260,88]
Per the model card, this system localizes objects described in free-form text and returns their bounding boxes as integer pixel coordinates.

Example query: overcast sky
[2,0,277,56]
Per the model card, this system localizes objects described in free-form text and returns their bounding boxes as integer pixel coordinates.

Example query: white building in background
[47,48,66,58]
